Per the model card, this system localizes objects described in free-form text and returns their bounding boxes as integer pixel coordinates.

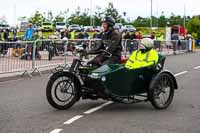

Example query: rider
[87,16,122,66]
[125,38,159,69]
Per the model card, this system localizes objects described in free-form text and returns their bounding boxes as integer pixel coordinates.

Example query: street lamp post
[90,0,93,26]
[150,0,153,30]
[183,4,186,28]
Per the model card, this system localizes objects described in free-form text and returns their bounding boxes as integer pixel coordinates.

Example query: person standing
[130,32,137,40]
[150,32,156,40]
[186,34,193,52]
[136,32,143,39]
[61,29,71,39]
[25,23,34,41]
[83,30,89,39]
[70,30,75,39]
[13,28,17,41]
[171,33,179,54]
[123,31,131,40]
[156,32,164,52]
[3,29,9,42]
[0,30,3,41]
[24,23,34,59]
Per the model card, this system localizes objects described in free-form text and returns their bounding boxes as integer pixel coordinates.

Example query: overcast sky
[0,0,200,25]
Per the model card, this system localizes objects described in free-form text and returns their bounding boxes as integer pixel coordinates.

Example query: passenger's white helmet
[140,38,154,48]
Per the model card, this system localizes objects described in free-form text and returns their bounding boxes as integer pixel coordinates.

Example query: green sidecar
[46,54,178,110]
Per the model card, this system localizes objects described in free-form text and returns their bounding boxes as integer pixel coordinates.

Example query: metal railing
[0,41,34,77]
[122,39,194,56]
[0,38,194,77]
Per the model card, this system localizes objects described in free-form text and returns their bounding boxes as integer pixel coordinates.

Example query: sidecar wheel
[46,72,79,110]
[149,73,175,110]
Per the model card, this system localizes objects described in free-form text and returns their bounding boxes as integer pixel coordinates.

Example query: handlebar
[100,50,112,58]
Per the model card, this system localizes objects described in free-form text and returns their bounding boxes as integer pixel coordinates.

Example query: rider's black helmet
[102,16,115,27]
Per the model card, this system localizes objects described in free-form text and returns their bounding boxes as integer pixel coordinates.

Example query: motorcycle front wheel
[46,72,80,110]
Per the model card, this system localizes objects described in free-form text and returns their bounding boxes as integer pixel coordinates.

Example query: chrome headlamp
[101,76,106,82]
[88,73,100,79]
[88,73,106,82]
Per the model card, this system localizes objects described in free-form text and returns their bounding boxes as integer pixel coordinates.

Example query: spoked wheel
[46,72,80,110]
[149,73,175,109]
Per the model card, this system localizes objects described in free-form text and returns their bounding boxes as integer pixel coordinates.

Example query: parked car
[42,22,53,32]
[19,22,27,32]
[84,26,94,32]
[123,25,136,32]
[142,35,151,38]
[0,23,11,32]
[68,24,81,32]
[56,22,66,31]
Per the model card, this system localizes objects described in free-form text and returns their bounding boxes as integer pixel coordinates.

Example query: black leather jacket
[90,29,122,57]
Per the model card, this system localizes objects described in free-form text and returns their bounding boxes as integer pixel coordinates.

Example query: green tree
[158,13,167,27]
[104,2,120,21]
[186,16,200,38]
[133,16,150,27]
[68,7,90,26]
[151,16,158,27]
[53,11,65,23]
[117,15,127,24]
[169,13,183,26]
[29,11,45,26]
[94,6,104,26]
[47,11,53,22]
[18,16,27,22]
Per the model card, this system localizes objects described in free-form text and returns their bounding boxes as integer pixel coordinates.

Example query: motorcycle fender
[149,69,178,90]
[50,70,83,85]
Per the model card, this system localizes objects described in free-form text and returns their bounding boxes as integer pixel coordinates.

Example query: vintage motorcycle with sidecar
[46,49,178,110]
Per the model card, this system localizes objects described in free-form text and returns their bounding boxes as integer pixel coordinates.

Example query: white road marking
[174,71,188,77]
[64,115,83,125]
[194,66,200,70]
[50,129,63,133]
[84,101,113,114]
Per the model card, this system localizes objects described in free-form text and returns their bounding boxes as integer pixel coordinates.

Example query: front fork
[69,59,81,73]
